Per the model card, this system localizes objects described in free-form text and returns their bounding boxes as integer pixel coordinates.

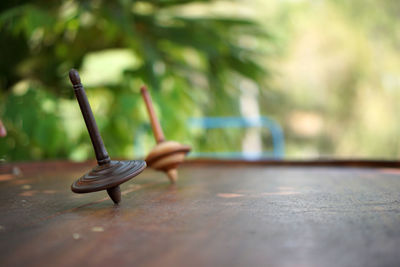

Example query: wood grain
[0,161,400,267]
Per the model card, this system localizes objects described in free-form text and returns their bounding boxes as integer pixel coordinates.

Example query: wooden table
[1,160,400,267]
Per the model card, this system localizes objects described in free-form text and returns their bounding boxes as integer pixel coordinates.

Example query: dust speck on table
[91,226,104,232]
[21,185,31,190]
[72,233,81,240]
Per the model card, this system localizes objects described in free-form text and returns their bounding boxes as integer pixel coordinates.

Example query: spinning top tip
[69,69,81,85]
[107,186,121,204]
[167,169,178,184]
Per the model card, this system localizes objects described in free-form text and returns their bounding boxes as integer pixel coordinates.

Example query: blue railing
[187,116,284,159]
[134,116,285,159]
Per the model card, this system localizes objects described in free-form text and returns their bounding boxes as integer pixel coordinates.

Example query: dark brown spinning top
[141,86,191,183]
[69,69,146,204]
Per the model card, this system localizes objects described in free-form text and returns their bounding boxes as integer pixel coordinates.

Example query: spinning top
[69,69,146,204]
[0,119,6,137]
[140,86,191,183]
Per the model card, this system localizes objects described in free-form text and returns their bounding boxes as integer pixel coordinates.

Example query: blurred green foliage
[0,0,273,161]
[267,0,400,158]
[1,0,400,162]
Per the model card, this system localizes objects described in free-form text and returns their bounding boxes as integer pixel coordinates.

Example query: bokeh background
[1,0,400,162]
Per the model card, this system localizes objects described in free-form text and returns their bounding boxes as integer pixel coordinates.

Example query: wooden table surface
[0,160,400,267]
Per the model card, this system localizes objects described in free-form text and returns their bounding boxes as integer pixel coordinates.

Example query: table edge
[2,158,400,173]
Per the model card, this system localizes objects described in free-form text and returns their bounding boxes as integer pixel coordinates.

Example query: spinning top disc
[72,160,146,193]
[145,141,191,169]
[145,141,191,183]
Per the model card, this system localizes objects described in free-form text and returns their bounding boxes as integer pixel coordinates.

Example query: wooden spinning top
[69,69,146,204]
[141,86,191,183]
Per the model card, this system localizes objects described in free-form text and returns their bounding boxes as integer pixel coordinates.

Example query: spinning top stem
[69,69,110,166]
[69,69,146,204]
[140,86,165,143]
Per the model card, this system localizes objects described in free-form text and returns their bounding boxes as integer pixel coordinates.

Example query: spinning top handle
[69,69,111,165]
[140,86,165,143]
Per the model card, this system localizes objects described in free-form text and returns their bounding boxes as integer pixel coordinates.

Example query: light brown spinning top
[140,86,191,183]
